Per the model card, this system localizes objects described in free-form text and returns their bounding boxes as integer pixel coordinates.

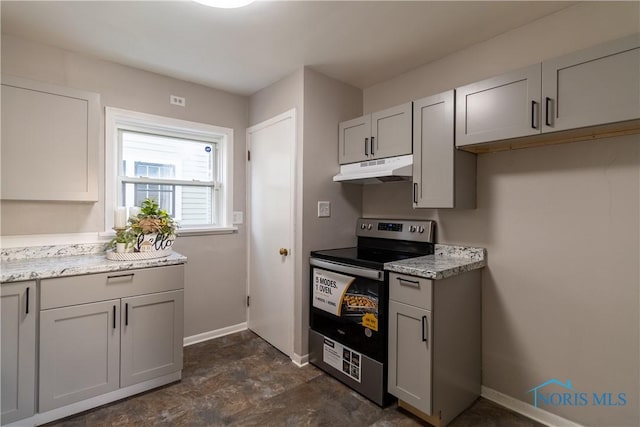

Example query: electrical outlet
[170,95,186,107]
[317,201,331,218]
[233,211,244,224]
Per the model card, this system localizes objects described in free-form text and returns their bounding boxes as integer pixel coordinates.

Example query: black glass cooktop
[311,247,427,270]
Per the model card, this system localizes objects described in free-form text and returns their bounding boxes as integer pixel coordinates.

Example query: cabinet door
[456,64,541,147]
[1,75,99,201]
[413,91,455,208]
[1,281,36,424]
[371,102,412,159]
[39,300,120,411]
[339,115,371,164]
[388,300,432,415]
[542,34,640,132]
[120,290,184,387]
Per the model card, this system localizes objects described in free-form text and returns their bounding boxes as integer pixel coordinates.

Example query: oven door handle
[310,258,384,281]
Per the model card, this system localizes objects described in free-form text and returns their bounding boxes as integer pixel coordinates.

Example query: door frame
[245,108,297,358]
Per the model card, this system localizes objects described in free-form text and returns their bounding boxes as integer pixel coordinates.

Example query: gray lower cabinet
[388,300,432,414]
[120,290,184,387]
[1,281,36,424]
[413,90,476,209]
[456,34,640,148]
[338,102,412,164]
[388,272,480,426]
[39,300,121,412]
[39,265,185,413]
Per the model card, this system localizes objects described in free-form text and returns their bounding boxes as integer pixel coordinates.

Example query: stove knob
[409,225,417,232]
[360,224,366,230]
[417,226,425,233]
[366,224,372,230]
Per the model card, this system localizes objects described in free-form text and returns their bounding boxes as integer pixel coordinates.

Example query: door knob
[279,248,289,256]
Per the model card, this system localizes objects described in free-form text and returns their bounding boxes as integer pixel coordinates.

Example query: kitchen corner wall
[249,67,362,358]
[363,3,639,426]
[0,34,249,338]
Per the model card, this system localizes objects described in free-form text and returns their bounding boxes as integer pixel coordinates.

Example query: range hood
[333,154,413,184]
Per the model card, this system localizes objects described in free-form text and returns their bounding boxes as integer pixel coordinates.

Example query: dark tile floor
[46,330,546,427]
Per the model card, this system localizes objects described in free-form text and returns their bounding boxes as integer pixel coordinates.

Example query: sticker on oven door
[312,268,354,316]
[322,337,361,383]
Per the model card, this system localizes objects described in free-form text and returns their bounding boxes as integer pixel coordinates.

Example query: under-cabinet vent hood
[333,154,413,184]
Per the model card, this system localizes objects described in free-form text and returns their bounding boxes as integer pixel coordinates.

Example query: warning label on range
[323,337,361,383]
[312,268,354,316]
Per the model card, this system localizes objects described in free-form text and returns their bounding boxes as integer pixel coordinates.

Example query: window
[105,108,234,233]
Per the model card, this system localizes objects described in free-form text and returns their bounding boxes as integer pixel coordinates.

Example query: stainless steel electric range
[309,218,435,406]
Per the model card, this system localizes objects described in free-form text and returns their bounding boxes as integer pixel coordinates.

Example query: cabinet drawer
[41,265,184,310]
[389,273,432,309]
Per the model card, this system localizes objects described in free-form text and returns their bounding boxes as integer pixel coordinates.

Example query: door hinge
[246,296,250,307]
[247,151,251,161]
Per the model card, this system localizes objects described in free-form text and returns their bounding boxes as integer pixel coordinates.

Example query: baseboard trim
[183,322,247,347]
[481,386,585,427]
[291,353,309,367]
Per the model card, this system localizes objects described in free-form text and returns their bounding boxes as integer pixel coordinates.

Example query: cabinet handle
[113,305,116,329]
[25,287,30,314]
[125,303,129,326]
[364,137,369,156]
[545,97,552,127]
[413,183,418,204]
[370,136,375,155]
[397,277,420,288]
[421,315,428,342]
[107,273,134,280]
[531,100,537,129]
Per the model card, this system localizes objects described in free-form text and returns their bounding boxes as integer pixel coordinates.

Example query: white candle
[129,206,141,219]
[114,207,127,228]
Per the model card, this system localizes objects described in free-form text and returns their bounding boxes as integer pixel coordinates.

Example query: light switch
[233,211,244,224]
[317,201,331,218]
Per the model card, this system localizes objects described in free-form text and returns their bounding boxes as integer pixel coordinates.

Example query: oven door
[309,258,388,362]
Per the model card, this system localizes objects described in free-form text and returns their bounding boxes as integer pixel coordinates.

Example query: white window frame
[105,107,235,235]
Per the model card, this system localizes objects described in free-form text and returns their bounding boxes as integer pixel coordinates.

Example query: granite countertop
[1,243,187,283]
[384,244,486,280]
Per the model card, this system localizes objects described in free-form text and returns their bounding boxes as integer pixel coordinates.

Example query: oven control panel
[356,218,435,242]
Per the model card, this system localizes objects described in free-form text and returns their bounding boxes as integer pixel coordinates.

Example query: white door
[247,109,295,357]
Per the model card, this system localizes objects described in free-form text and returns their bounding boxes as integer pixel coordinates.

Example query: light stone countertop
[384,244,486,280]
[1,243,187,283]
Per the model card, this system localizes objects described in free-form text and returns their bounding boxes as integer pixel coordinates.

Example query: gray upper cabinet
[456,64,542,147]
[1,281,36,425]
[370,102,412,160]
[339,102,412,164]
[413,90,475,209]
[1,75,100,201]
[456,34,640,148]
[542,34,640,132]
[338,115,371,164]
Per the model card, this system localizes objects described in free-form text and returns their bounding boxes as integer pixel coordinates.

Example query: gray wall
[301,67,362,355]
[362,3,639,426]
[1,34,249,338]
[248,67,362,357]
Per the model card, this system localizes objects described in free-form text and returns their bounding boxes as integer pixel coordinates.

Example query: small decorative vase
[116,243,126,254]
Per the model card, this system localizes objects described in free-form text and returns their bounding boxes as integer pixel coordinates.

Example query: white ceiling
[1,1,574,96]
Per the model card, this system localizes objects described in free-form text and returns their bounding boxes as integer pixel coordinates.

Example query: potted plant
[128,198,178,252]
[110,228,137,253]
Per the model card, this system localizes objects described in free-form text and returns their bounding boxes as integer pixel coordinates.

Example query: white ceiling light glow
[193,0,254,8]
